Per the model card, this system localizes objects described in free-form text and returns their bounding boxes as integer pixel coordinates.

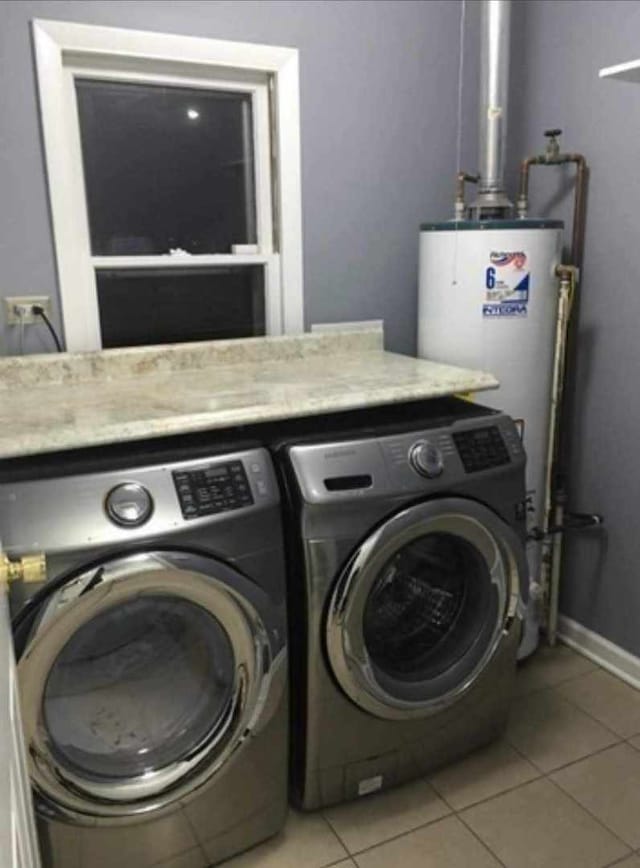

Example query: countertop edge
[0,377,498,461]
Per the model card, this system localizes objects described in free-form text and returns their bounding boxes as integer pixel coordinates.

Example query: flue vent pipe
[471,0,513,218]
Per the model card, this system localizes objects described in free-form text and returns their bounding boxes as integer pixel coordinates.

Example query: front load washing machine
[0,445,287,868]
[276,400,528,810]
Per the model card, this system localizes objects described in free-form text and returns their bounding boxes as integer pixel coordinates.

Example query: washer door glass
[325,498,524,719]
[362,532,493,685]
[43,595,235,781]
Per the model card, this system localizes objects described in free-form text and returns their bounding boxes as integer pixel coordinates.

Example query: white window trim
[33,19,304,352]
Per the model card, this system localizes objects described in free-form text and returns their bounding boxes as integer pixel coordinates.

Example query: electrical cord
[32,305,63,352]
[17,308,25,355]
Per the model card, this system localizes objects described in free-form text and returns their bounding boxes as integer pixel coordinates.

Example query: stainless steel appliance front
[0,447,288,868]
[281,409,527,809]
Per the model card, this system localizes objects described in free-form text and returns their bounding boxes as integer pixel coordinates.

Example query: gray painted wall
[3,0,636,658]
[507,0,640,656]
[0,0,469,356]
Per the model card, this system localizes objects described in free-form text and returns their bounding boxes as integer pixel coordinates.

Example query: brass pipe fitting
[0,551,47,585]
[454,171,480,220]
[555,263,580,283]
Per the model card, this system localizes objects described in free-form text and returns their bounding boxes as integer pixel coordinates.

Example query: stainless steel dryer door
[17,550,285,820]
[326,498,526,720]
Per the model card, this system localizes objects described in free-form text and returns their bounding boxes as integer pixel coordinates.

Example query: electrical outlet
[4,296,52,325]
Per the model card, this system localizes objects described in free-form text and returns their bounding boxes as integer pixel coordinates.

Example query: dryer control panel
[287,412,525,505]
[173,461,253,519]
[452,426,510,473]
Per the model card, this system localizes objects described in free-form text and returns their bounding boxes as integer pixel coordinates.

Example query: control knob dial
[409,440,444,479]
[105,483,153,527]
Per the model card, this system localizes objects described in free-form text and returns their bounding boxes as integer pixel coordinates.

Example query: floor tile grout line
[544,771,635,856]
[338,809,509,868]
[516,679,627,743]
[324,807,458,859]
[507,733,627,778]
[550,691,635,741]
[519,658,598,686]
[459,739,625,817]
[318,852,359,868]
[551,738,626,772]
[321,812,356,859]
[603,854,638,867]
[549,668,640,740]
[429,765,543,814]
[505,735,549,775]
[513,652,599,697]
[453,809,509,868]
[317,813,353,863]
[421,776,459,814]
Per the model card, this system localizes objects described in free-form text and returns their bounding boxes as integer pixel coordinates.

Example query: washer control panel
[408,440,444,478]
[453,426,511,473]
[173,461,254,519]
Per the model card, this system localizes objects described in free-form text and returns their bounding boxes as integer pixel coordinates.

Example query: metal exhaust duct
[472,0,513,218]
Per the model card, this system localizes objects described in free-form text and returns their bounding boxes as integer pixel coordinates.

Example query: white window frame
[33,19,304,352]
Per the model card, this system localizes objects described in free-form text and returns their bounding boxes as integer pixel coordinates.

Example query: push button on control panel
[173,461,254,520]
[453,426,511,473]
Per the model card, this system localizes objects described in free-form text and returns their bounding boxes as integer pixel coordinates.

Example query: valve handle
[544,128,562,138]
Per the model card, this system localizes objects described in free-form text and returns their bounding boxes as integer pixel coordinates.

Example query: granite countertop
[0,327,498,460]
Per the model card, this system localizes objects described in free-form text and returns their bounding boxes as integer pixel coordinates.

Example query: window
[33,20,303,351]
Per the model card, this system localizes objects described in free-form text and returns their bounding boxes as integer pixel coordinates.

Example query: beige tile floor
[225,644,640,868]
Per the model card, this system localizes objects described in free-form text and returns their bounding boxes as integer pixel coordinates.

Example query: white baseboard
[558,615,640,691]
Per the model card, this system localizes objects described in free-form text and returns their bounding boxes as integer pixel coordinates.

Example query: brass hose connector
[0,552,47,585]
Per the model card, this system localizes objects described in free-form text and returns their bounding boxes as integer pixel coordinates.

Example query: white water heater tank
[418,219,563,656]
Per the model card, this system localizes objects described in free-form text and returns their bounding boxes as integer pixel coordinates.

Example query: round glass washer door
[326,498,525,720]
[43,595,235,782]
[17,551,279,818]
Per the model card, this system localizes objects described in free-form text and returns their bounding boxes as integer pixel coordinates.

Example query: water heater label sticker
[483,251,530,317]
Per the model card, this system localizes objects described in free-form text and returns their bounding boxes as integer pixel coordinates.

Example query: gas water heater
[417,0,591,658]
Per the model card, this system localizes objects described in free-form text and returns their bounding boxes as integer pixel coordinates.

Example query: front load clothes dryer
[275,402,528,810]
[0,446,288,868]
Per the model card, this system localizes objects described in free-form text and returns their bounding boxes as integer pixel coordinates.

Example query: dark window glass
[97,266,265,347]
[75,79,257,255]
[362,533,492,683]
[43,596,235,781]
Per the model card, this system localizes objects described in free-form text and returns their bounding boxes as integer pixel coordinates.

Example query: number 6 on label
[485,267,496,290]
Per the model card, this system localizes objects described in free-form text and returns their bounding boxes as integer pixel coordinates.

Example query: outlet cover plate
[4,296,52,325]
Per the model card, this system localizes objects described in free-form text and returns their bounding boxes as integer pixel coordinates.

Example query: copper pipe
[516,140,589,647]
[516,155,545,212]
[517,152,588,270]
[570,155,588,272]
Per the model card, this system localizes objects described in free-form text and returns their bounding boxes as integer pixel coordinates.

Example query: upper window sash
[33,19,303,351]
[65,62,274,258]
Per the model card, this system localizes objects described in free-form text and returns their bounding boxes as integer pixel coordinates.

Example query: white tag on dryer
[358,775,383,796]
